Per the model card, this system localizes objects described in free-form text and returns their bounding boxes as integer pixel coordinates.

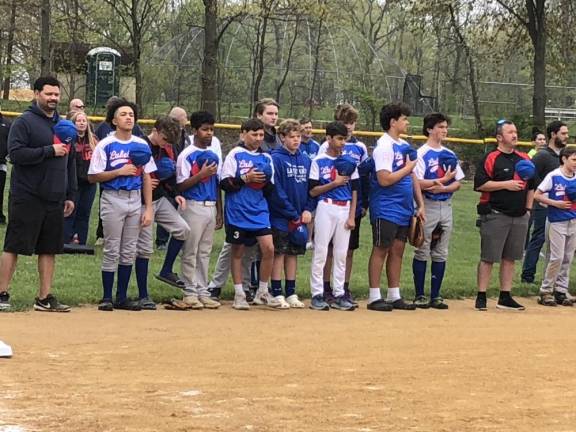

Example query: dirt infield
[1,299,576,432]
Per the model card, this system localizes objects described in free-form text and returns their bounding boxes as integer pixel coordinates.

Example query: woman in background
[528,129,547,159]
[64,111,98,245]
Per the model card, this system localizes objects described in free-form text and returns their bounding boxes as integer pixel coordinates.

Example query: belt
[323,198,349,207]
[191,200,217,207]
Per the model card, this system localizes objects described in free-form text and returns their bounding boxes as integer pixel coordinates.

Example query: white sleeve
[217,153,223,179]
[144,158,157,174]
[87,143,107,174]
[537,172,553,193]
[373,145,394,172]
[358,142,368,163]
[351,167,359,180]
[176,150,192,184]
[318,142,328,155]
[221,151,237,180]
[414,153,426,180]
[210,136,223,160]
[309,159,319,181]
[455,163,465,181]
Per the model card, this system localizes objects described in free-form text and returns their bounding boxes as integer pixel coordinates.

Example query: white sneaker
[183,295,204,310]
[0,340,13,358]
[253,290,282,308]
[274,295,291,309]
[233,295,250,310]
[286,294,305,308]
[306,241,314,250]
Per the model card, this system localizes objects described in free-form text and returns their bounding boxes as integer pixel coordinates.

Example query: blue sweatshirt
[268,146,315,231]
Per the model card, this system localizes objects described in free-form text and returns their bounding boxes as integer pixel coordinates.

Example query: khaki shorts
[479,211,529,263]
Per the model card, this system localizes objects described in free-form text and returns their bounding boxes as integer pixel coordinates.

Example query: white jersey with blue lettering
[221,146,274,230]
[309,153,359,202]
[318,138,368,166]
[177,143,222,202]
[414,144,465,201]
[88,134,157,191]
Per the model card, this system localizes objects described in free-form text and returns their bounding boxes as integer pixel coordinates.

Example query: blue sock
[271,280,282,297]
[285,279,296,297]
[431,261,446,299]
[135,257,149,299]
[412,258,427,297]
[116,264,132,302]
[102,271,115,300]
[159,238,184,276]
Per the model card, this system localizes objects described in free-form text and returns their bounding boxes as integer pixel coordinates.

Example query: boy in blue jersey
[534,147,576,306]
[88,100,156,311]
[268,119,314,308]
[318,104,368,306]
[299,118,320,160]
[174,111,223,309]
[133,116,191,310]
[309,121,358,311]
[220,118,281,310]
[412,113,464,309]
[367,103,425,312]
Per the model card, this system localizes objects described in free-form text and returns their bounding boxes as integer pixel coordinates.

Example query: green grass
[0,182,550,310]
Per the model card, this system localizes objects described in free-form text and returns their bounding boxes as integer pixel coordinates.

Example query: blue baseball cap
[155,157,175,181]
[438,150,458,172]
[253,160,273,181]
[53,119,77,144]
[566,183,576,202]
[334,154,357,176]
[402,146,418,162]
[515,159,536,181]
[289,224,308,247]
[129,143,152,167]
[196,150,219,168]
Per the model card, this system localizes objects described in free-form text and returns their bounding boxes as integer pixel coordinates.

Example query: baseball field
[2,183,576,431]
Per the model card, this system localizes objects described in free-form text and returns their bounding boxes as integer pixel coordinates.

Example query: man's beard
[555,137,566,148]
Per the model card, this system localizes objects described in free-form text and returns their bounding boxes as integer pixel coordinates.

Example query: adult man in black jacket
[521,121,569,284]
[0,77,77,312]
[0,112,10,224]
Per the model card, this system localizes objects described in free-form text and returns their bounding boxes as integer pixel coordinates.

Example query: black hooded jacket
[8,103,76,202]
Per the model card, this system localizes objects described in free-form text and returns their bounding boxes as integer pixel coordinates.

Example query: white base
[0,340,13,358]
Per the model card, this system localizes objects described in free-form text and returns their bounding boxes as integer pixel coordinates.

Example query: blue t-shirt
[309,153,359,202]
[176,144,222,202]
[537,167,576,223]
[88,134,157,191]
[221,146,274,230]
[300,138,320,160]
[369,133,414,226]
[414,144,465,201]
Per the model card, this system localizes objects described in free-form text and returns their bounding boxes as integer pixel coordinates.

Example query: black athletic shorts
[4,194,64,255]
[225,224,272,247]
[348,216,363,250]
[371,218,408,248]
[272,228,306,256]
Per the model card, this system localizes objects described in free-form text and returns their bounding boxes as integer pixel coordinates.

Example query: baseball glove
[408,215,425,248]
[430,224,444,250]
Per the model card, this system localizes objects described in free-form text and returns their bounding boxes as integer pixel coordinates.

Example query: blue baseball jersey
[369,133,414,226]
[221,146,274,230]
[88,134,156,191]
[176,144,222,202]
[300,138,320,160]
[309,154,359,202]
[537,168,576,223]
[414,144,465,201]
[319,137,368,165]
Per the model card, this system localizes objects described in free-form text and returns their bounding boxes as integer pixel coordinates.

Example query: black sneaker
[245,288,256,304]
[98,298,114,311]
[554,291,573,306]
[430,297,449,310]
[208,286,221,301]
[114,298,142,311]
[367,298,393,312]
[387,298,417,310]
[413,295,431,309]
[34,294,71,312]
[155,272,185,289]
[0,291,10,311]
[0,214,6,225]
[475,294,487,311]
[496,295,525,311]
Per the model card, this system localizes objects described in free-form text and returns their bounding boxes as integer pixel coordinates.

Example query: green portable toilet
[86,47,121,107]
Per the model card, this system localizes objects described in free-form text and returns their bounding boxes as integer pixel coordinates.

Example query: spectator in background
[0,113,11,225]
[527,129,547,159]
[69,98,85,113]
[255,98,282,152]
[168,106,190,158]
[63,111,98,245]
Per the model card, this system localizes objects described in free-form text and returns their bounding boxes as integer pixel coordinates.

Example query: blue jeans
[64,181,97,245]
[521,207,547,282]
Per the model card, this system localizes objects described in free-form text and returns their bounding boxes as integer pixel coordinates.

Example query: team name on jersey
[427,157,440,174]
[554,183,566,197]
[319,165,334,179]
[238,160,255,174]
[285,163,308,183]
[109,149,130,167]
[394,151,405,168]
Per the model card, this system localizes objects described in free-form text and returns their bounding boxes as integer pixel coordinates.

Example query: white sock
[369,288,382,304]
[234,284,245,297]
[386,287,401,302]
[258,281,268,293]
